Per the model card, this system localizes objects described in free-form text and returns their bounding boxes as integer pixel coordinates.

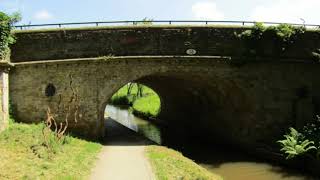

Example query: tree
[0,11,21,59]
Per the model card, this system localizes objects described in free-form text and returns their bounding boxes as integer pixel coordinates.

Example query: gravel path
[90,119,156,180]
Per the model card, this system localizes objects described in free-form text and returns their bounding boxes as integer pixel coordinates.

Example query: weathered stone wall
[8,26,320,148]
[9,57,320,148]
[10,26,320,62]
[0,66,10,133]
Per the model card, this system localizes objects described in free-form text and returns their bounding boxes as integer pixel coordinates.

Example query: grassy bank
[0,122,102,179]
[146,145,223,180]
[110,83,160,118]
[132,93,160,118]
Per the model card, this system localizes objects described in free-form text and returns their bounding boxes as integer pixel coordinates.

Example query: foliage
[40,108,70,157]
[238,23,306,55]
[110,83,161,118]
[278,127,316,159]
[0,122,101,179]
[302,115,320,158]
[0,11,21,60]
[146,145,222,180]
[38,73,81,158]
[110,95,131,106]
[132,94,160,118]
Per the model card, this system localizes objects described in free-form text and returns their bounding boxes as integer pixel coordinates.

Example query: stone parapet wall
[10,26,320,62]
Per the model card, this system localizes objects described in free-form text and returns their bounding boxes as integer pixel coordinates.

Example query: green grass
[0,122,102,179]
[132,94,160,117]
[146,145,223,180]
[110,83,161,118]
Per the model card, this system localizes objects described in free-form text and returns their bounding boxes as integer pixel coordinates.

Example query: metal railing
[14,20,320,30]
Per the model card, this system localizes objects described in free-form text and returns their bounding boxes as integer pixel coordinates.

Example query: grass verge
[132,93,160,118]
[0,122,102,179]
[146,145,223,180]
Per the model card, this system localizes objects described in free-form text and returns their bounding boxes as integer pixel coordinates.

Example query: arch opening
[100,73,254,149]
[103,81,163,144]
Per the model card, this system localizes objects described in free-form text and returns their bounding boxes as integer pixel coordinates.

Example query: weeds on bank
[0,121,101,179]
[30,108,71,159]
[278,127,316,159]
[237,22,306,56]
[278,116,320,160]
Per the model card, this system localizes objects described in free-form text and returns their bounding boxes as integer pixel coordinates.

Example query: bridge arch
[9,56,320,149]
[97,70,256,146]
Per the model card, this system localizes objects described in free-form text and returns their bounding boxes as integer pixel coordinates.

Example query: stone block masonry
[7,25,320,149]
[0,62,11,133]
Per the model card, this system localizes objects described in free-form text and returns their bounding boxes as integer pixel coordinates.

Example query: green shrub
[278,127,316,159]
[110,95,131,106]
[0,11,21,59]
[302,115,320,158]
[238,23,306,56]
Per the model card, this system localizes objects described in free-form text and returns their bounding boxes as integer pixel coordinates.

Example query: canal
[105,105,316,180]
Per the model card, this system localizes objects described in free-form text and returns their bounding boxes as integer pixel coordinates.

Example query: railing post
[205,21,208,25]
[58,24,61,28]
[169,21,172,25]
[96,22,99,26]
[242,22,245,26]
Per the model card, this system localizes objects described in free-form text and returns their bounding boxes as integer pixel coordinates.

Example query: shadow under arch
[98,71,256,148]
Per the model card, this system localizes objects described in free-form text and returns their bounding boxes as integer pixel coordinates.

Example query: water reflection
[202,161,313,180]
[105,105,161,144]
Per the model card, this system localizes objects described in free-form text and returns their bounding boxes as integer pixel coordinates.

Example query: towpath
[90,118,155,180]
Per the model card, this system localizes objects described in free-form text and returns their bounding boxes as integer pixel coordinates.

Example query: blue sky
[1,0,319,25]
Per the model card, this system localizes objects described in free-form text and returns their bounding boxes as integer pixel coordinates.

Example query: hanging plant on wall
[237,22,306,57]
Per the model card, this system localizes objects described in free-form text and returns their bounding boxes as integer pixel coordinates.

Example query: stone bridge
[4,25,320,148]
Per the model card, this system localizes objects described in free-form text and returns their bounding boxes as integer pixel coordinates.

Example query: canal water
[105,105,316,180]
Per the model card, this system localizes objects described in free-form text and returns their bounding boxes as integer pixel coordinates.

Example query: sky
[0,0,320,25]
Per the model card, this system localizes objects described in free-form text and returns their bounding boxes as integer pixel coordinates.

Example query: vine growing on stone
[237,22,306,56]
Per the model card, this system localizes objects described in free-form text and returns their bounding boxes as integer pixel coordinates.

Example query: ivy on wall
[0,11,21,60]
[237,22,306,56]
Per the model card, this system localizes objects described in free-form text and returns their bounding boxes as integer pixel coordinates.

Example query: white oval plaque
[186,49,197,55]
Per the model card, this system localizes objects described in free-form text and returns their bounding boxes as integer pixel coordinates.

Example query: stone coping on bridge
[11,56,316,66]
[12,24,253,33]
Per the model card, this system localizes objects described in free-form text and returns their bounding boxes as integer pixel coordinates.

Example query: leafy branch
[0,11,21,60]
[278,127,316,159]
[237,22,306,56]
